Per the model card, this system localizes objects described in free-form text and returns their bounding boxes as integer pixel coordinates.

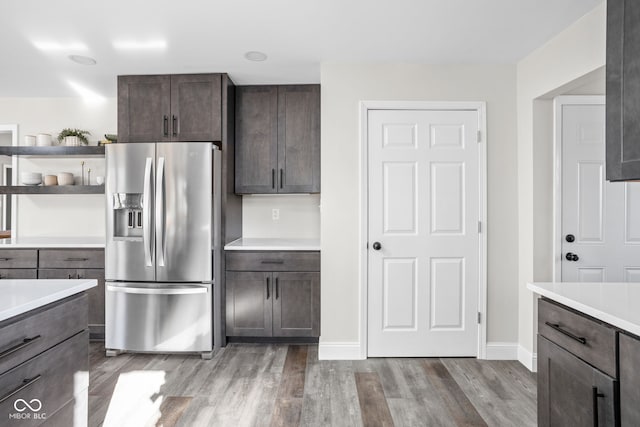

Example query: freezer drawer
[105,282,212,353]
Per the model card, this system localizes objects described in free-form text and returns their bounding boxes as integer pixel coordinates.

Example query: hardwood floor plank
[354,372,395,427]
[156,396,192,427]
[278,345,308,398]
[270,398,303,427]
[422,359,488,427]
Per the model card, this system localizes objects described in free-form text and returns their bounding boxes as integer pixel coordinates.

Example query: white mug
[36,133,52,146]
[96,176,104,185]
[24,135,36,146]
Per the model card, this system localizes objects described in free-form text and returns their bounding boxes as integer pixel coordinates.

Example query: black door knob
[372,242,382,251]
[565,252,579,262]
[565,234,575,243]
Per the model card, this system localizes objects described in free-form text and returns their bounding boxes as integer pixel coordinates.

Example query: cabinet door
[272,272,320,337]
[170,74,222,141]
[118,75,171,143]
[538,336,617,427]
[235,86,278,194]
[620,333,640,426]
[226,271,273,337]
[38,269,105,334]
[606,0,640,180]
[277,85,320,193]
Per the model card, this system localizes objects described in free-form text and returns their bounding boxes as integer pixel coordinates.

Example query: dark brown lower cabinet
[538,336,617,427]
[620,333,640,425]
[226,271,320,338]
[38,268,105,339]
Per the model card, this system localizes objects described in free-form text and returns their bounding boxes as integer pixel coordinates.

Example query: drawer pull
[545,321,587,344]
[592,386,604,427]
[0,257,12,261]
[261,260,284,265]
[266,277,270,299]
[0,375,41,404]
[0,335,41,360]
[64,257,89,262]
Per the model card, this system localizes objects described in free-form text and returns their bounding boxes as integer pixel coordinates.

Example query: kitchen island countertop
[224,237,320,251]
[0,279,97,322]
[528,282,640,336]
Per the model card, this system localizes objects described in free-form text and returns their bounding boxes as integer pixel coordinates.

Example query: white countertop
[224,237,320,251]
[528,282,640,337]
[0,279,97,322]
[0,236,105,248]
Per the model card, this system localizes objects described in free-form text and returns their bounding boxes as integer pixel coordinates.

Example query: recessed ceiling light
[113,40,167,50]
[69,55,97,65]
[244,51,267,62]
[34,41,88,51]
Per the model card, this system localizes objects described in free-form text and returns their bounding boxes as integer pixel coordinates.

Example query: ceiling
[0,0,603,98]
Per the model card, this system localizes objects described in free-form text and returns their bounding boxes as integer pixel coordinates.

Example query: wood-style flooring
[88,343,537,427]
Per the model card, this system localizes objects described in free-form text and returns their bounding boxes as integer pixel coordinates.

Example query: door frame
[358,101,488,359]
[552,96,606,282]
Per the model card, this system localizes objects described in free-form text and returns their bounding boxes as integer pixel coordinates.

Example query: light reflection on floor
[102,371,166,427]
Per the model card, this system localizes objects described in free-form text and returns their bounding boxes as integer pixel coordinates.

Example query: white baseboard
[318,342,363,360]
[517,345,538,372]
[485,342,518,360]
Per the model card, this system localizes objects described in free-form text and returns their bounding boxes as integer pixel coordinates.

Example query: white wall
[516,3,606,366]
[320,63,518,348]
[0,97,116,239]
[241,194,320,238]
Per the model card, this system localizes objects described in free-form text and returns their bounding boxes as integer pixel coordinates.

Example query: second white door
[367,108,482,357]
[559,97,640,282]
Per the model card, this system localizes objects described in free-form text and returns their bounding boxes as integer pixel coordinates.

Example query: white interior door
[367,108,481,357]
[559,98,640,282]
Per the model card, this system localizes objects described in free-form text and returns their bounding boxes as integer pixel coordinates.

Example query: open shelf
[0,185,104,195]
[0,146,106,157]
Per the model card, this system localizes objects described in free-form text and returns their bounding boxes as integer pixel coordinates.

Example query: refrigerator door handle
[143,157,154,267]
[106,284,208,295]
[156,156,166,267]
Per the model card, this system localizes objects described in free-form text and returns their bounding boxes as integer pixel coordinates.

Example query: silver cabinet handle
[107,284,207,295]
[156,157,166,267]
[143,157,153,267]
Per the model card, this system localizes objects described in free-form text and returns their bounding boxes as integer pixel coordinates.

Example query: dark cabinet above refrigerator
[606,0,640,181]
[117,73,222,143]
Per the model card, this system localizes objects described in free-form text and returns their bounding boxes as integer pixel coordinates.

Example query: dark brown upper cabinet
[235,84,320,194]
[118,74,222,143]
[606,0,640,181]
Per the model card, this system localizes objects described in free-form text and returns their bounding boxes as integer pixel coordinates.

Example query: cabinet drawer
[0,250,37,269]
[0,294,87,376]
[0,330,88,426]
[538,298,617,377]
[39,249,104,269]
[226,251,320,272]
[0,269,37,279]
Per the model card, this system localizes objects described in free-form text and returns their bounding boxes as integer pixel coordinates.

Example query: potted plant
[57,128,91,146]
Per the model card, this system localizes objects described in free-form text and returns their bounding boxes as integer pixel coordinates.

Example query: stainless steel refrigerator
[104,142,221,358]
